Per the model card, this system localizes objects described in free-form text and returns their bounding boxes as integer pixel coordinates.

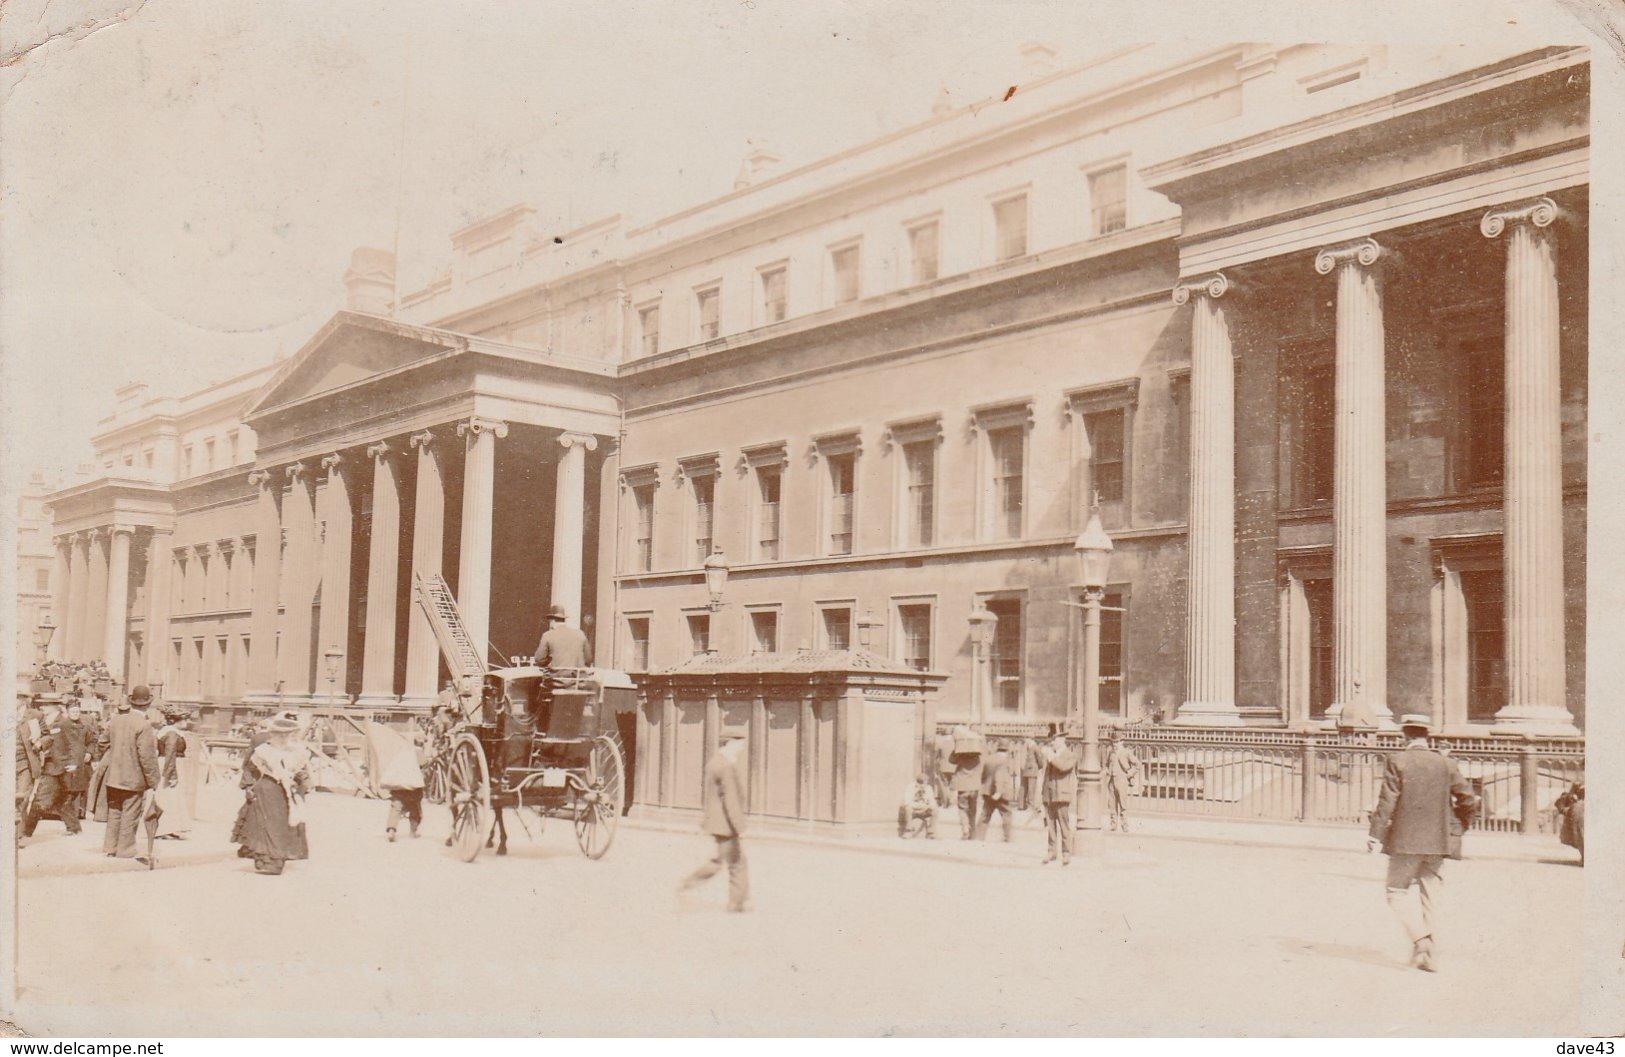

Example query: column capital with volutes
[558,431,599,453]
[457,417,509,440]
[110,524,137,538]
[285,460,311,482]
[366,440,395,460]
[320,452,345,476]
[1171,272,1231,305]
[1314,237,1383,274]
[1481,196,1558,239]
[247,468,274,489]
[409,428,438,451]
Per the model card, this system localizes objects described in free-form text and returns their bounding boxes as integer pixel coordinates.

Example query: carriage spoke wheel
[447,734,492,863]
[573,734,625,860]
[424,755,450,805]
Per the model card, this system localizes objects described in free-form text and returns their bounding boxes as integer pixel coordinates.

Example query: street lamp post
[1074,506,1115,830]
[33,619,57,668]
[703,548,730,654]
[323,645,345,707]
[967,602,996,725]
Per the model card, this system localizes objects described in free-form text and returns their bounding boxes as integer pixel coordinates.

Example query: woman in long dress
[231,717,309,875]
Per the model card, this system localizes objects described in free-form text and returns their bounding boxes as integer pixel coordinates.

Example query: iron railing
[943,722,1584,835]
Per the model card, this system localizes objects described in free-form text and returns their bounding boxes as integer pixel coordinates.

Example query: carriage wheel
[423,756,450,805]
[572,733,625,860]
[447,734,492,863]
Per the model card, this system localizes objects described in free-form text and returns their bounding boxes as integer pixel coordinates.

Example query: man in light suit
[1039,730,1080,865]
[97,685,161,860]
[680,732,750,912]
[1367,713,1479,972]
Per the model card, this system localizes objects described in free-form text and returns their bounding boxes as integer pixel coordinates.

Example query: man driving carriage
[535,602,592,671]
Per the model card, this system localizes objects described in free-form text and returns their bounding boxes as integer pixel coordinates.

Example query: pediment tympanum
[245,311,470,419]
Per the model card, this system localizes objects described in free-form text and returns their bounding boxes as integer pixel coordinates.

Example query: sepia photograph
[2,0,1621,1041]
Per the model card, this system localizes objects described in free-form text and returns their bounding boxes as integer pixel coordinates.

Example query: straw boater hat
[1398,713,1434,734]
[266,717,299,735]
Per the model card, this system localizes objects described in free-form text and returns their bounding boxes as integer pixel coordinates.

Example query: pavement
[10,785,1592,1037]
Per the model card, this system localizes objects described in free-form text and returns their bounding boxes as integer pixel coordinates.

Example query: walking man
[949,729,984,840]
[1367,713,1478,972]
[97,685,161,860]
[680,732,750,912]
[20,697,83,838]
[1104,738,1143,832]
[979,739,1015,842]
[1039,730,1079,865]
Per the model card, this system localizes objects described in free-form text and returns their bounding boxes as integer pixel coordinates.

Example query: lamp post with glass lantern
[967,601,997,724]
[33,619,57,668]
[1073,505,1115,830]
[703,548,730,654]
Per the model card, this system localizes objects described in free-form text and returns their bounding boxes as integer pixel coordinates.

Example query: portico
[239,311,620,707]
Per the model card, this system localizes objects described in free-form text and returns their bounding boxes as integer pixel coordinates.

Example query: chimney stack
[1019,41,1058,80]
[343,247,397,315]
[733,139,782,190]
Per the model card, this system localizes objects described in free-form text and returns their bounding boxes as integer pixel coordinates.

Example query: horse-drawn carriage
[414,573,631,863]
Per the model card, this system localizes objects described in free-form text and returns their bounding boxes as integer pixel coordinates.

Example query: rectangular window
[123,454,134,468]
[831,243,860,305]
[35,568,50,592]
[898,603,932,671]
[627,617,651,671]
[822,607,852,652]
[144,450,155,468]
[989,426,1024,539]
[183,446,194,477]
[1084,408,1126,504]
[228,431,240,466]
[633,484,655,572]
[1458,336,1505,491]
[638,303,662,357]
[1089,165,1128,236]
[908,221,939,284]
[1305,577,1334,719]
[760,266,787,325]
[1461,569,1506,721]
[691,473,715,566]
[204,439,216,473]
[756,466,782,562]
[1282,350,1334,507]
[1099,592,1125,716]
[827,452,855,556]
[903,440,935,547]
[695,286,720,342]
[989,597,1023,712]
[993,194,1029,261]
[750,610,779,655]
[687,613,711,657]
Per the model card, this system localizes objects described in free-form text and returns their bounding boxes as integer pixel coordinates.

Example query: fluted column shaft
[1172,275,1240,725]
[551,432,598,627]
[50,538,72,661]
[143,530,173,690]
[84,531,109,665]
[1483,198,1573,732]
[103,527,134,681]
[1320,238,1390,728]
[405,430,446,702]
[360,442,402,704]
[458,418,508,667]
[245,470,283,698]
[66,535,89,661]
[277,463,318,699]
[317,453,355,703]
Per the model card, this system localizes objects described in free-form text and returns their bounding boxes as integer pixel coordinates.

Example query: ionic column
[65,534,89,661]
[317,452,355,702]
[360,441,402,705]
[1482,198,1575,733]
[103,526,135,681]
[84,529,109,666]
[404,429,446,702]
[277,462,318,699]
[143,529,173,690]
[245,469,283,700]
[1317,237,1391,729]
[551,432,598,626]
[457,417,508,667]
[1171,274,1241,726]
[49,537,72,661]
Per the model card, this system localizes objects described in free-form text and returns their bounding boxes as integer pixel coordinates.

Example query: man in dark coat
[949,731,984,840]
[978,740,1016,842]
[97,685,161,859]
[21,698,82,837]
[679,732,750,911]
[1039,731,1080,865]
[1367,714,1479,972]
[535,603,592,670]
[14,698,43,825]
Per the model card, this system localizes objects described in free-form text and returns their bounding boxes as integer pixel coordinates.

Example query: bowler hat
[547,603,568,620]
[128,685,153,705]
[1398,713,1434,733]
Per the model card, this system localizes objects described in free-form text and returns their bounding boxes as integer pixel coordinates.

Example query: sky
[0,0,1604,485]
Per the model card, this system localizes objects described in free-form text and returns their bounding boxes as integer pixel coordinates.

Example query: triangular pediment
[245,311,472,420]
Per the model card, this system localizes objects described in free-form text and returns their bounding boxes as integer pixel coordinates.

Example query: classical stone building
[40,41,1588,735]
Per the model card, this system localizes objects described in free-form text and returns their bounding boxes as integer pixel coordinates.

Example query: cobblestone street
[12,785,1587,1036]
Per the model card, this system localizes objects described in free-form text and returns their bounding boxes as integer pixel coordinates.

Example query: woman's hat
[266,717,300,734]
